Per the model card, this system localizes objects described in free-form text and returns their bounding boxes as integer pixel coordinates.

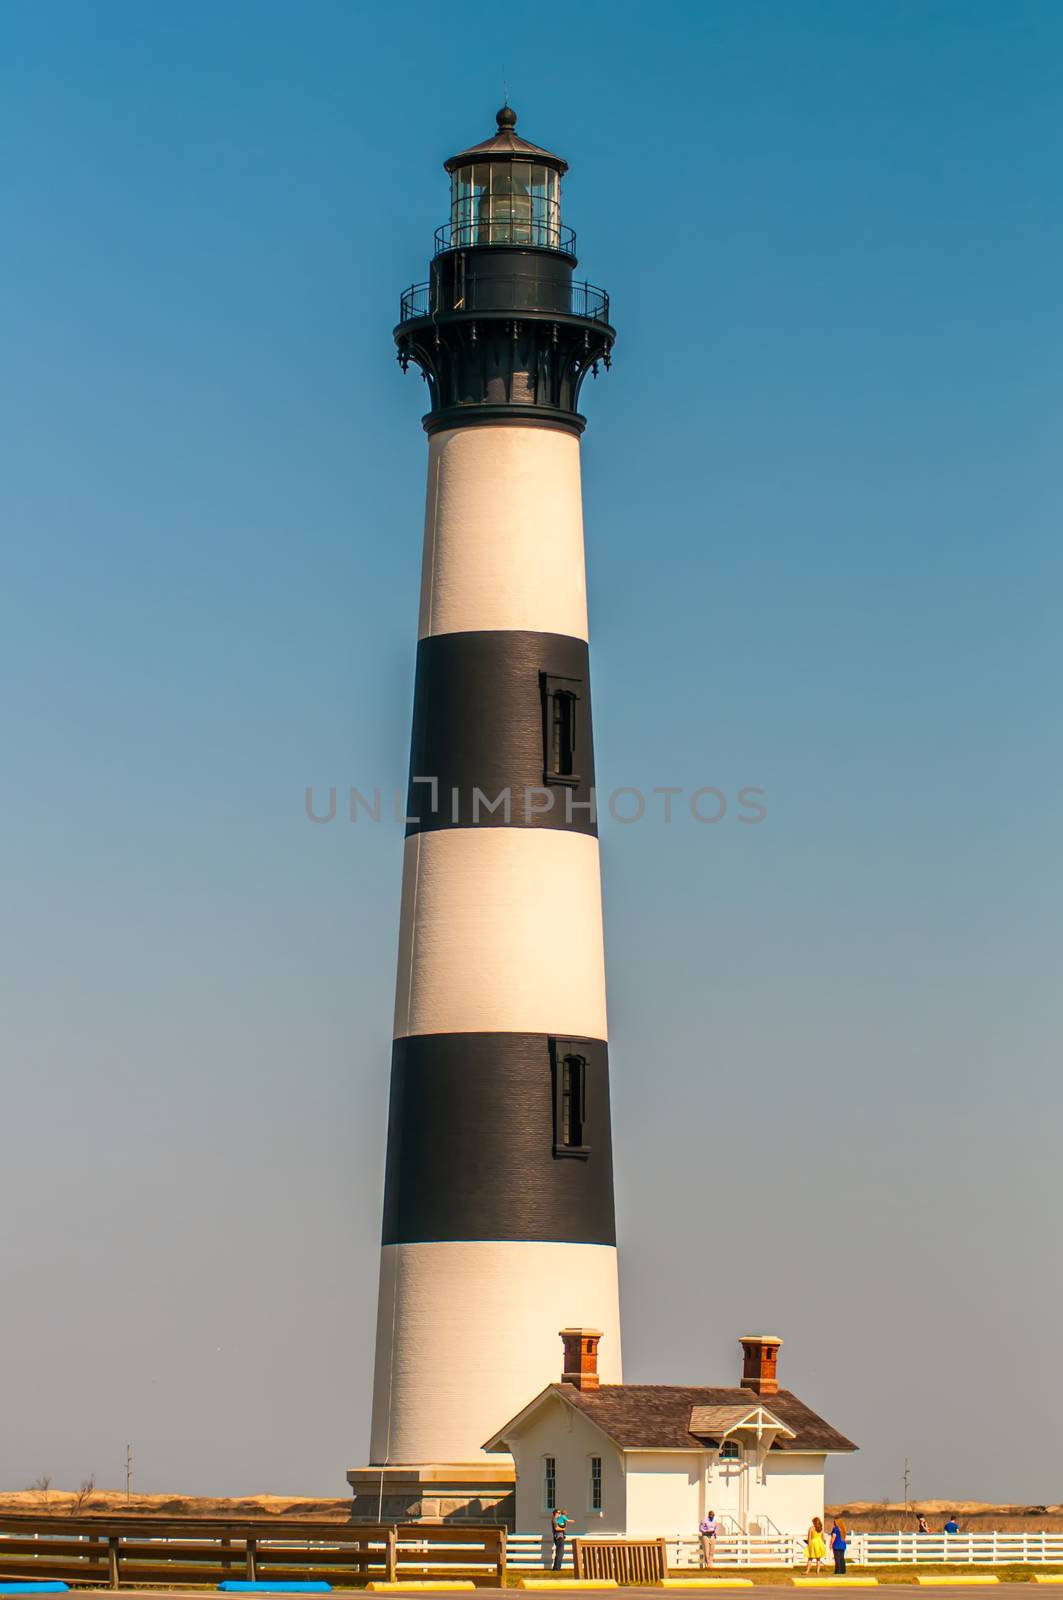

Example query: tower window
[719,1439,742,1462]
[541,673,582,786]
[561,1055,585,1147]
[543,1456,557,1512]
[589,1455,603,1512]
[551,1038,590,1157]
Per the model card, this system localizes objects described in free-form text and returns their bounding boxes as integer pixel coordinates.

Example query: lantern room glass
[450,162,560,248]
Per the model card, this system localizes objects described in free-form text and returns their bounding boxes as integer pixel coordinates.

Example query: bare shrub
[70,1476,96,1514]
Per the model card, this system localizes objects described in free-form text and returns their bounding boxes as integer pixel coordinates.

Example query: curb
[662,1582,756,1589]
[365,1585,477,1593]
[915,1580,1001,1587]
[791,1580,879,1588]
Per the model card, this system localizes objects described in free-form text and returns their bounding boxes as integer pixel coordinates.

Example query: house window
[551,1039,589,1157]
[543,1456,557,1512]
[540,673,581,786]
[589,1455,603,1512]
[719,1439,742,1461]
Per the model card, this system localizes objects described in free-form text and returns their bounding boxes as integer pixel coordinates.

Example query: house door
[737,1455,749,1532]
[713,1446,746,1532]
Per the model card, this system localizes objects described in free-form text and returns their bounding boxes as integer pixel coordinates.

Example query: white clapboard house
[483,1332,856,1540]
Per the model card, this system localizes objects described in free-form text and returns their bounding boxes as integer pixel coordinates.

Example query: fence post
[496,1526,507,1584]
[108,1535,120,1590]
[245,1538,257,1581]
[385,1527,397,1584]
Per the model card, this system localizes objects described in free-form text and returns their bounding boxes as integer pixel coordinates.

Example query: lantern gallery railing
[435,219,577,254]
[399,278,610,326]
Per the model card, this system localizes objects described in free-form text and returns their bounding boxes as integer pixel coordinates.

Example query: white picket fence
[507,1530,1063,1570]
[854,1532,1063,1566]
[507,1533,564,1568]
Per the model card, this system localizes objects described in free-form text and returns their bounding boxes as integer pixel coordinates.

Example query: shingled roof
[545,1384,856,1454]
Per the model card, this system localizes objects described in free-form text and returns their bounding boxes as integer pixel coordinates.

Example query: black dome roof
[444,107,568,176]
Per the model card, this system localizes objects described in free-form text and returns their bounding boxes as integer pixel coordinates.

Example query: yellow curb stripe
[791,1580,879,1588]
[662,1581,756,1588]
[915,1580,1000,1587]
[366,1585,477,1592]
[517,1584,619,1592]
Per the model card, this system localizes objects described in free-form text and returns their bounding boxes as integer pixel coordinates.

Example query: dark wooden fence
[0,1515,506,1588]
[572,1536,667,1585]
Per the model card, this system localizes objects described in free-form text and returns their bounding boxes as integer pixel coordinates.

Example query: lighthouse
[348,108,620,1525]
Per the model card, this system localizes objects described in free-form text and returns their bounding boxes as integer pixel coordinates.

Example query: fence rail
[574,1537,667,1584]
[661,1531,1063,1569]
[856,1532,1063,1566]
[3,1516,1061,1587]
[0,1516,505,1588]
[512,1530,1063,1571]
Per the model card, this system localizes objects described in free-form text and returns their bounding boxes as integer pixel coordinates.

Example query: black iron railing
[399,277,610,325]
[435,219,577,255]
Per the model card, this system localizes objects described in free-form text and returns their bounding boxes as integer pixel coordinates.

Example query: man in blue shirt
[944,1516,960,1535]
[552,1508,570,1570]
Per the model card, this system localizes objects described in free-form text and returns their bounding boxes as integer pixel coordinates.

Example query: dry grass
[829,1506,1063,1534]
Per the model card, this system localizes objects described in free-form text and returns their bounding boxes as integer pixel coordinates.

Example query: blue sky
[2,0,1061,1503]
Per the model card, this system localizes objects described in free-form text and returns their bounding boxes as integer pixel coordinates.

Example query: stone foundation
[346,1463,515,1528]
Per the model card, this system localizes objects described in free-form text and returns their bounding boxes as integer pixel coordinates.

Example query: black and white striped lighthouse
[350,108,620,1522]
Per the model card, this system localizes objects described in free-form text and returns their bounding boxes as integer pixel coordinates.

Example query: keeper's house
[484,1332,856,1539]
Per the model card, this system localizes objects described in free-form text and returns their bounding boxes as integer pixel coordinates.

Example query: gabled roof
[688,1402,795,1441]
[484,1385,856,1455]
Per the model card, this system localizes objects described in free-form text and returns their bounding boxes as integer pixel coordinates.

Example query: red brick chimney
[561,1327,603,1391]
[739,1334,782,1396]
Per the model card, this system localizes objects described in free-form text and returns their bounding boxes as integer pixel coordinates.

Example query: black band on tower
[382,1032,616,1246]
[407,630,596,836]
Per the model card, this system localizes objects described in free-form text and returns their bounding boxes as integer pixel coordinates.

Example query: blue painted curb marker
[217,1585,333,1594]
[0,1586,72,1594]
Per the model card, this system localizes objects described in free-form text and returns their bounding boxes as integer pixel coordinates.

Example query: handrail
[435,220,577,255]
[399,277,610,326]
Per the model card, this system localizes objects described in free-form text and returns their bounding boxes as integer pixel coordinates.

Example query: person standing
[698,1511,718,1568]
[805,1517,827,1576]
[917,1515,932,1535]
[830,1519,848,1575]
[551,1507,570,1571]
[943,1516,959,1536]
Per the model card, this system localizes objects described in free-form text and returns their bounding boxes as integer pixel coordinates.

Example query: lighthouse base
[346,1463,515,1527]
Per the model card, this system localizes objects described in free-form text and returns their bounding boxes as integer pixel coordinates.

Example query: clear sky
[2,0,1060,1506]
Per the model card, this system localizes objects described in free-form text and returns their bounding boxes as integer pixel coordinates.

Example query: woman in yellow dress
[805,1517,827,1575]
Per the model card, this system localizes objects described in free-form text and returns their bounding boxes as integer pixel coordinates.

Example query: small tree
[70,1475,96,1514]
[30,1475,52,1506]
